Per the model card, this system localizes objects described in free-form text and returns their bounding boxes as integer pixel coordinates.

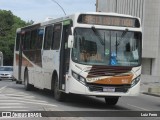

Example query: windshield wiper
[116,28,129,46]
[91,26,105,45]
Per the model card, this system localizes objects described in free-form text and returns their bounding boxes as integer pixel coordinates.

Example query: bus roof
[16,12,141,32]
[41,12,141,25]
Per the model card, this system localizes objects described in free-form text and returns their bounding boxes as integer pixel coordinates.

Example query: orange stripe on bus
[16,54,33,67]
[92,74,133,85]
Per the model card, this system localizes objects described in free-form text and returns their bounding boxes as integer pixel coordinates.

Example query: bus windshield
[72,28,142,66]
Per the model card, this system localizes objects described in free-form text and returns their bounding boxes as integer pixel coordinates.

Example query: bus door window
[44,26,53,50]
[63,25,71,73]
[59,22,71,90]
[52,24,62,50]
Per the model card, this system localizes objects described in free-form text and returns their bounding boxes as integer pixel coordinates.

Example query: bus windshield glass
[72,28,141,66]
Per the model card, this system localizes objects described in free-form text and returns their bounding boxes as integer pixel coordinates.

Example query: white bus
[0,51,3,66]
[13,12,142,105]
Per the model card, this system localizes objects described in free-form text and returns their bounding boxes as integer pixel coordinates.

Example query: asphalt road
[0,80,159,120]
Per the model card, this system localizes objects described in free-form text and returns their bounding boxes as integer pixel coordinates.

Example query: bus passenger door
[59,22,71,91]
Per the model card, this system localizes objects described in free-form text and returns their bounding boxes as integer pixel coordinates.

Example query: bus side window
[21,34,25,50]
[24,31,31,50]
[37,29,44,49]
[52,23,62,50]
[44,26,53,50]
[30,30,38,50]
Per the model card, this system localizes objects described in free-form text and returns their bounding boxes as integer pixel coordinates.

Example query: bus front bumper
[67,77,140,97]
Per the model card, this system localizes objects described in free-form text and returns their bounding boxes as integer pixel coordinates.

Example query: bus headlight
[72,71,86,85]
[131,76,141,87]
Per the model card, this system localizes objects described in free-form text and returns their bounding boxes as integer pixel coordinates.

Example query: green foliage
[0,10,30,65]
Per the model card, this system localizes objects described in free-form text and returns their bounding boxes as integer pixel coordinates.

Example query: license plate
[103,87,115,92]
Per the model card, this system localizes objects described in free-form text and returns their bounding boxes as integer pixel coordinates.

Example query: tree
[0,10,29,65]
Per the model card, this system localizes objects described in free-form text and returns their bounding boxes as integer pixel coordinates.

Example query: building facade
[96,0,160,82]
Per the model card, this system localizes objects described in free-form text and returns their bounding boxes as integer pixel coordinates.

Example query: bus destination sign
[78,14,140,28]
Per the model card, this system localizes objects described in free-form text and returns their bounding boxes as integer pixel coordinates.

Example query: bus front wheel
[105,96,119,106]
[54,76,65,101]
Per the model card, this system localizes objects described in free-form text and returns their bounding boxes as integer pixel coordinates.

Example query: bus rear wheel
[105,96,119,106]
[54,76,65,101]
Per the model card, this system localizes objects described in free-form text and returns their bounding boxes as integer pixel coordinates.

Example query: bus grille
[87,84,130,93]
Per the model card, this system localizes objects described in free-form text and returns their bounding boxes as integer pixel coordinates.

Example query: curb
[142,92,160,97]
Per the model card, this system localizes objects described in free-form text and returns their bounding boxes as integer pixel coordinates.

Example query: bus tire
[24,70,33,91]
[105,96,119,106]
[54,76,65,101]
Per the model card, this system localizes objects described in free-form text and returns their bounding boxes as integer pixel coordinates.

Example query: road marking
[0,100,57,107]
[0,103,23,105]
[0,96,49,103]
[1,88,35,98]
[0,86,57,109]
[0,86,7,92]
[127,104,150,111]
[4,93,35,98]
[8,110,30,111]
[19,100,58,107]
[0,106,28,109]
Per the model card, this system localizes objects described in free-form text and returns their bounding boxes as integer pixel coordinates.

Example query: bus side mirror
[68,35,74,48]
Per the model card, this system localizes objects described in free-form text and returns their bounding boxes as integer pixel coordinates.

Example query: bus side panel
[34,50,59,90]
[32,50,60,90]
